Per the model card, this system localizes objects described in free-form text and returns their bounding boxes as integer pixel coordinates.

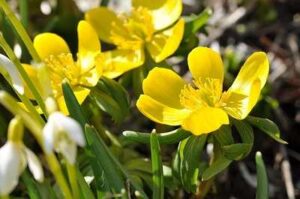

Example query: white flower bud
[43,112,85,164]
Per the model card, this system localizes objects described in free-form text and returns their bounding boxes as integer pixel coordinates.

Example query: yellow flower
[137,47,269,135]
[23,20,102,113]
[85,0,184,78]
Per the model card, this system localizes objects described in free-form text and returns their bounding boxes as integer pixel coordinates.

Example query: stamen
[179,77,222,110]
[44,53,81,96]
[109,7,154,50]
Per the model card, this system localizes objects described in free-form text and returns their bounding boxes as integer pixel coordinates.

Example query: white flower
[43,112,85,164]
[0,54,24,94]
[0,141,44,196]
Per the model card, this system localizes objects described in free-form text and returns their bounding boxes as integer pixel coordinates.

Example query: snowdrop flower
[43,112,85,164]
[0,117,44,196]
[0,54,24,94]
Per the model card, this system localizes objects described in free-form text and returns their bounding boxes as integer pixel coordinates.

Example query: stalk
[0,0,41,62]
[0,34,47,116]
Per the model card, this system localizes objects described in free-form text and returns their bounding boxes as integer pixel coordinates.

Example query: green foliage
[91,77,130,124]
[150,132,164,199]
[173,135,207,193]
[247,116,287,144]
[255,152,268,199]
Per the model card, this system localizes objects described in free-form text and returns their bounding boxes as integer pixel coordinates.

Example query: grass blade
[150,132,164,199]
[255,151,268,199]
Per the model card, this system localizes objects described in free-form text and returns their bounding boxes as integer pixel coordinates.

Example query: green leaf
[202,155,232,181]
[62,81,87,126]
[213,125,234,146]
[255,151,268,199]
[62,82,124,193]
[233,120,254,145]
[85,125,125,193]
[90,77,129,123]
[21,171,41,199]
[246,116,287,144]
[175,135,207,193]
[62,82,148,198]
[222,143,252,160]
[91,90,124,123]
[77,168,95,199]
[21,171,58,199]
[230,120,254,159]
[150,132,164,199]
[123,128,190,144]
[183,8,212,37]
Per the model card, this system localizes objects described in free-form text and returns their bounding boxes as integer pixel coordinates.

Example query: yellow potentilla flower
[23,20,102,113]
[137,47,269,135]
[85,0,184,78]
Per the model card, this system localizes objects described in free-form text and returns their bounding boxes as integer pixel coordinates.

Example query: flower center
[110,7,154,50]
[44,53,81,97]
[179,77,222,110]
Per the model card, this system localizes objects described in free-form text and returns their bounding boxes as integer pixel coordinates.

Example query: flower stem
[46,154,73,199]
[0,0,41,63]
[0,68,44,125]
[0,91,43,143]
[0,34,48,116]
[0,92,72,199]
[66,163,80,199]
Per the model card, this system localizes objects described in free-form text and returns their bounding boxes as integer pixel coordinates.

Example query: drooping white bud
[43,112,85,164]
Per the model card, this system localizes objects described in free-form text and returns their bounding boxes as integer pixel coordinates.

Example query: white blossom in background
[0,141,44,196]
[0,54,24,94]
[43,112,85,164]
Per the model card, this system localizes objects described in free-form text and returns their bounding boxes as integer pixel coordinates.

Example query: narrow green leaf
[62,81,87,126]
[76,168,95,199]
[21,171,41,199]
[184,8,212,37]
[91,90,124,123]
[99,77,129,112]
[94,77,130,123]
[85,125,125,193]
[62,82,148,198]
[222,143,252,160]
[213,125,234,146]
[175,135,207,193]
[19,0,28,27]
[62,82,123,192]
[150,132,164,199]
[202,156,232,181]
[232,119,254,159]
[246,116,287,144]
[233,120,254,144]
[255,152,268,199]
[123,128,190,144]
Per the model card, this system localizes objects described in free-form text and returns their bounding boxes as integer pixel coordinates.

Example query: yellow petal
[57,87,90,115]
[222,79,261,120]
[101,49,145,79]
[136,95,189,126]
[182,107,229,135]
[223,52,269,119]
[77,20,101,56]
[33,33,70,60]
[188,47,224,82]
[147,18,184,63]
[22,64,41,99]
[85,7,125,44]
[142,67,185,109]
[228,52,269,94]
[132,0,182,30]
